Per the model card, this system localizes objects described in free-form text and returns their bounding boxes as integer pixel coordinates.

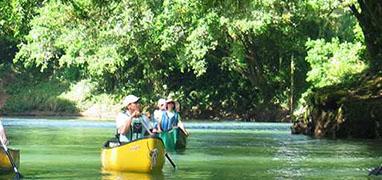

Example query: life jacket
[129,118,145,140]
[119,111,151,142]
[160,111,179,132]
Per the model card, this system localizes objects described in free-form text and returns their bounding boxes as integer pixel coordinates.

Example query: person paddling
[158,98,189,135]
[0,119,22,178]
[0,120,8,145]
[115,95,153,142]
[152,98,165,129]
[154,98,166,122]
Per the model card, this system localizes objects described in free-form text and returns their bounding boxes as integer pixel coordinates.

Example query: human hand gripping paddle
[0,136,23,179]
[140,117,177,169]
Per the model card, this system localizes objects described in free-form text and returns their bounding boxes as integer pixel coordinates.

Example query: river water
[1,117,381,179]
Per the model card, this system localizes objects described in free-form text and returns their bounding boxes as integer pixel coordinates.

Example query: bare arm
[118,111,142,134]
[157,118,163,133]
[140,116,154,135]
[118,116,132,135]
[0,123,8,145]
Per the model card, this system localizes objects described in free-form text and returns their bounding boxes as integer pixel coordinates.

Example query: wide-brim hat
[166,98,175,103]
[122,95,140,107]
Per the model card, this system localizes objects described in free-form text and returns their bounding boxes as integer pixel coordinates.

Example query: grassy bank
[0,69,119,119]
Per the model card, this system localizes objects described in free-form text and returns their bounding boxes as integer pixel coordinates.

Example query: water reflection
[101,169,164,180]
[271,140,308,178]
[0,172,17,179]
[1,118,382,179]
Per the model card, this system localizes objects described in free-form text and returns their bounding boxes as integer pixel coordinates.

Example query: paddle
[0,136,23,179]
[165,153,177,169]
[140,117,177,169]
[179,126,189,137]
[177,120,189,137]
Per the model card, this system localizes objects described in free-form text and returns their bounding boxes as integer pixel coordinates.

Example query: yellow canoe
[101,136,165,173]
[0,147,20,173]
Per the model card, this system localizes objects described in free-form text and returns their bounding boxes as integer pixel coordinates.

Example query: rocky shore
[292,73,382,139]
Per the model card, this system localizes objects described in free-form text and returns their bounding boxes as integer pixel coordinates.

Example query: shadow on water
[0,172,17,180]
[358,139,382,174]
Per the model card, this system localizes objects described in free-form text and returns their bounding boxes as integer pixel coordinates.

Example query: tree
[349,0,382,72]
[13,0,364,120]
[0,0,43,60]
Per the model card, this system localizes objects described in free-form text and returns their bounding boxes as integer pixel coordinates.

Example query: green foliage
[59,79,97,103]
[0,0,44,71]
[305,38,366,88]
[2,78,77,113]
[1,76,119,114]
[1,0,374,120]
[0,0,43,42]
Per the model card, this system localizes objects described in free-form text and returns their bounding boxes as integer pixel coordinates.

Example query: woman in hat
[158,98,189,135]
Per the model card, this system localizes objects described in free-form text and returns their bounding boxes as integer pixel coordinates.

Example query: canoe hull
[101,137,165,173]
[0,147,20,173]
[159,128,187,151]
[175,128,187,149]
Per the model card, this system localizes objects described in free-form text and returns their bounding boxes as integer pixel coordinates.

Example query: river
[1,117,381,179]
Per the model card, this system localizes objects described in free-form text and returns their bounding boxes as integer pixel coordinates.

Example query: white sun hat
[157,98,166,106]
[122,95,140,107]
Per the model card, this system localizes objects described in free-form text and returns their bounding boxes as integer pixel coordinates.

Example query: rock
[291,121,307,134]
[369,166,382,176]
[297,73,382,139]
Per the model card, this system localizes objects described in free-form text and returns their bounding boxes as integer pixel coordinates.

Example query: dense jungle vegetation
[1,1,381,128]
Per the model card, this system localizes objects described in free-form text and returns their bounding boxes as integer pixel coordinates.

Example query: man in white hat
[116,95,153,142]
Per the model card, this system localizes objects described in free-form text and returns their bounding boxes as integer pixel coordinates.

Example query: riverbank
[0,69,287,122]
[0,67,122,120]
[292,72,382,139]
[0,112,114,121]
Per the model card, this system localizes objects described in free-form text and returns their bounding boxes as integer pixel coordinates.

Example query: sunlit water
[1,117,382,179]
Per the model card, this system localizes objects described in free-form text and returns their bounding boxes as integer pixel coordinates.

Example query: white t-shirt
[115,111,131,130]
[153,109,164,122]
[0,121,8,145]
[167,111,175,119]
[115,111,152,142]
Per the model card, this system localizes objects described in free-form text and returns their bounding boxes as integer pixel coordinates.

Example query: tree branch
[349,4,361,21]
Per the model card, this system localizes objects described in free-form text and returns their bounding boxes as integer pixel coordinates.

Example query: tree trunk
[350,0,382,72]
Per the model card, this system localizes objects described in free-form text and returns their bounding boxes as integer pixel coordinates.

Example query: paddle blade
[15,172,23,179]
[165,153,177,169]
